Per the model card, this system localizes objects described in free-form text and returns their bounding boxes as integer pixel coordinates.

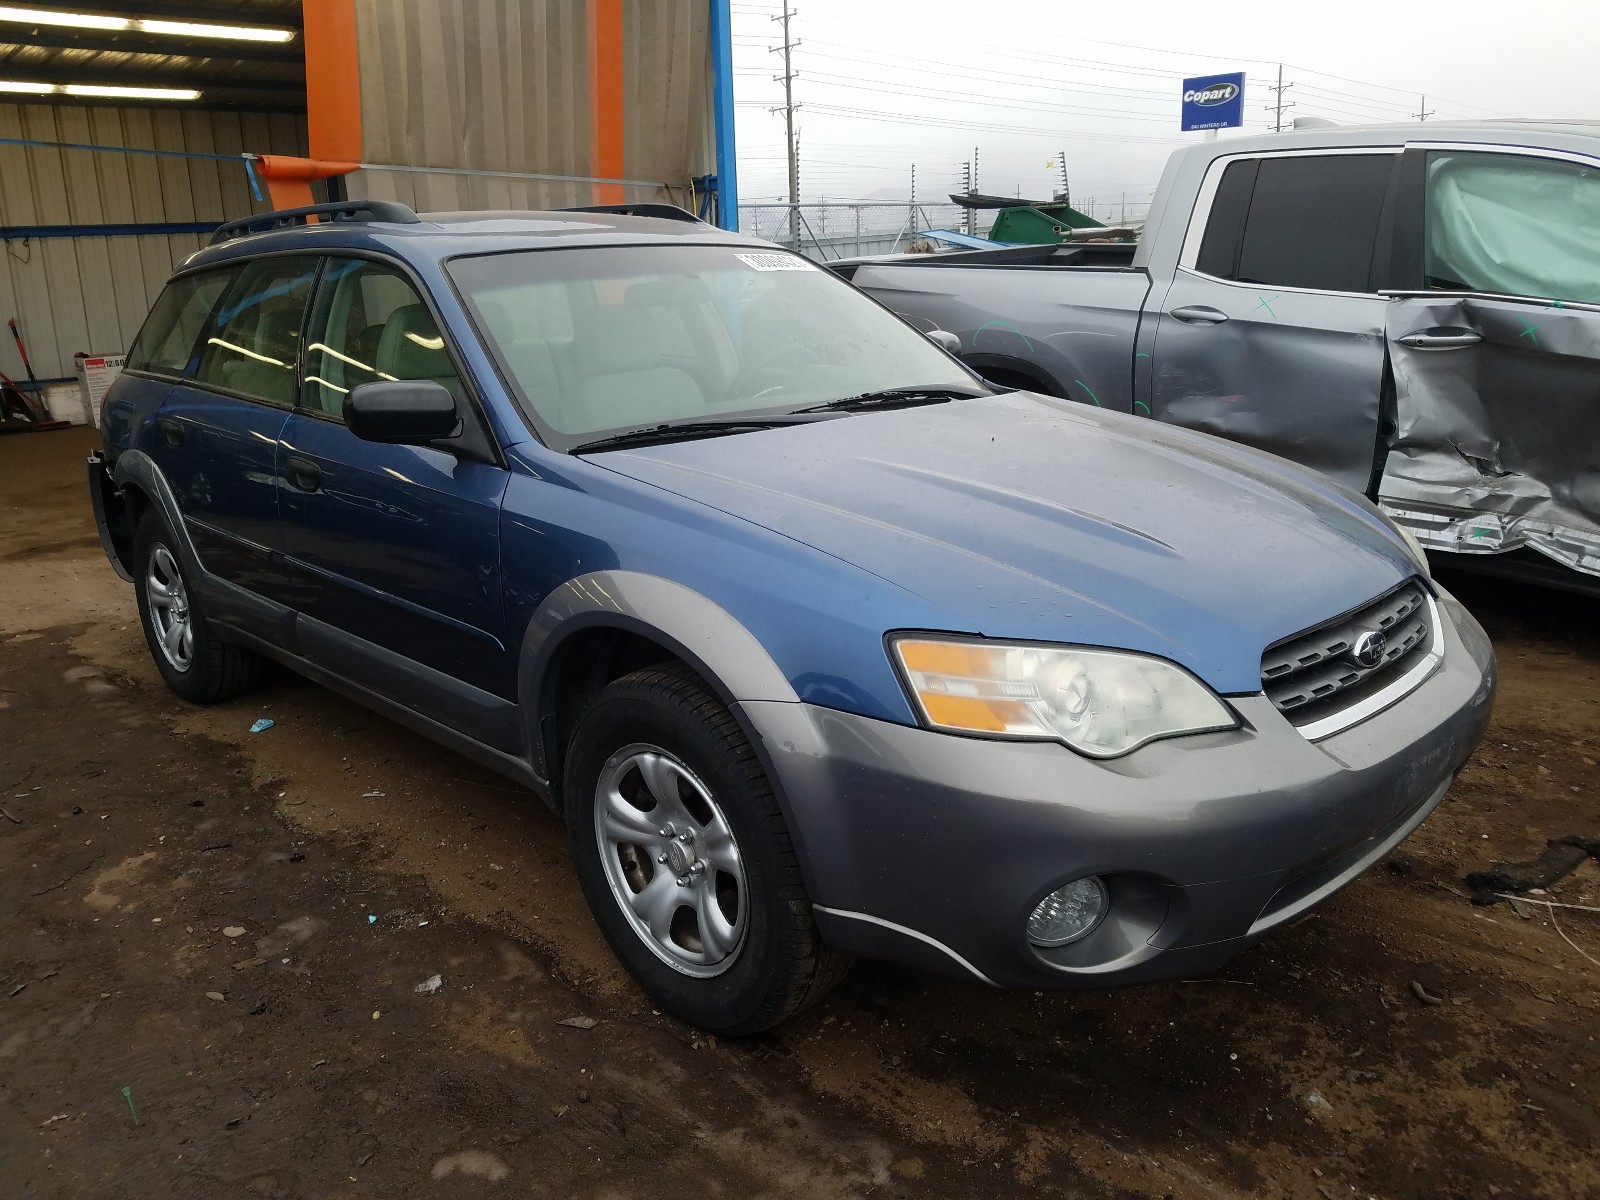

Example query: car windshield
[447,243,980,447]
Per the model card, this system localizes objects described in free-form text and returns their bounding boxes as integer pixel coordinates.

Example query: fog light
[1027,877,1108,947]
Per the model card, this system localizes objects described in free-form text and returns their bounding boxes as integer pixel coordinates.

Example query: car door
[148,255,318,608]
[1149,149,1401,493]
[279,255,516,745]
[1380,145,1600,575]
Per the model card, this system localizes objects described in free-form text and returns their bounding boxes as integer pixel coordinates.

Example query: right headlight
[891,636,1238,759]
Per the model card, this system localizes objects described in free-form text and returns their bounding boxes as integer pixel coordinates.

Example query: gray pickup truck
[835,122,1600,591]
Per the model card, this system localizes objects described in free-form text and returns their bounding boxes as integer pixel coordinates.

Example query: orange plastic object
[254,155,360,212]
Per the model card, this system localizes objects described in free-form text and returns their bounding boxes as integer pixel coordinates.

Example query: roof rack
[563,203,704,224]
[209,200,421,245]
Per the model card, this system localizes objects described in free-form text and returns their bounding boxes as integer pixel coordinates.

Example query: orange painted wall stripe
[586,0,626,204]
[303,0,364,166]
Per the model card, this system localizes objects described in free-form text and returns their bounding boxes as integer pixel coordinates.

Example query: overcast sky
[730,0,1596,219]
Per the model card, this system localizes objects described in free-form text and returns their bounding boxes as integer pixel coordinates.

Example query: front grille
[1262,581,1435,733]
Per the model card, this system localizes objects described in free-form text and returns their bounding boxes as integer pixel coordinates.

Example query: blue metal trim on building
[0,135,250,162]
[2,222,222,240]
[708,0,739,231]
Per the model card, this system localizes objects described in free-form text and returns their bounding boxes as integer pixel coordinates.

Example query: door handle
[285,455,321,493]
[1398,327,1482,350]
[1169,305,1229,325]
[156,417,184,447]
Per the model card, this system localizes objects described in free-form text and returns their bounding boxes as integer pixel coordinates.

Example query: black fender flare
[110,449,202,577]
[957,351,1070,398]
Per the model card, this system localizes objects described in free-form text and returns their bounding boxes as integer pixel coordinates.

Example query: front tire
[133,512,261,704]
[564,664,849,1034]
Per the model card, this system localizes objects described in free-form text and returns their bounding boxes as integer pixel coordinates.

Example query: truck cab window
[1425,151,1600,304]
[1201,154,1394,293]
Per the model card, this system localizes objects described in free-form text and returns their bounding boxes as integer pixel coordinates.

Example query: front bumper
[742,590,1495,989]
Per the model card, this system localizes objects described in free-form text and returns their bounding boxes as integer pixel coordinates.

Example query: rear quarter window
[1197,154,1396,293]
[125,269,234,378]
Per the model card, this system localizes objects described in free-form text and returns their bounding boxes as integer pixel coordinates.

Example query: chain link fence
[737,202,992,261]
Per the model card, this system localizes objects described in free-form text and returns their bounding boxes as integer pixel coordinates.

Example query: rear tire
[133,512,261,704]
[564,664,849,1034]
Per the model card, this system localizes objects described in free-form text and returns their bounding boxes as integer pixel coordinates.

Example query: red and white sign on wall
[74,353,125,428]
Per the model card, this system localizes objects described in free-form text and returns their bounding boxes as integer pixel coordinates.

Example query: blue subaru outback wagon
[90,200,1496,1033]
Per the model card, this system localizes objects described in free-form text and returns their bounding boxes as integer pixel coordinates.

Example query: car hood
[589,393,1420,695]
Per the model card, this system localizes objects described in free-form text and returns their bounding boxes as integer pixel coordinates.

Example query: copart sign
[1181,72,1246,132]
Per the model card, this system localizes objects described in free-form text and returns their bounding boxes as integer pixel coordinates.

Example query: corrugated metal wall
[347,0,712,212]
[0,104,307,381]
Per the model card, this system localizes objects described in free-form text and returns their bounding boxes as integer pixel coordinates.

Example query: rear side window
[125,269,232,378]
[194,256,320,406]
[1198,154,1395,293]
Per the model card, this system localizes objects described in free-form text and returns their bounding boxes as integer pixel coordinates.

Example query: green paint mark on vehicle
[1255,293,1282,319]
[973,319,1035,352]
[1518,318,1540,346]
[1136,352,1150,358]
[1134,399,1152,414]
[1470,526,1493,540]
[1074,380,1102,407]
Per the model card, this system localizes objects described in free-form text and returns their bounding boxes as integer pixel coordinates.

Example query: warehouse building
[0,0,737,416]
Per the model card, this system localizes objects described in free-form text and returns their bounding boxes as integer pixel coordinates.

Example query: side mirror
[927,329,961,354]
[344,380,461,445]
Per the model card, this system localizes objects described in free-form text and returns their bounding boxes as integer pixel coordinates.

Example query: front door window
[1425,150,1600,304]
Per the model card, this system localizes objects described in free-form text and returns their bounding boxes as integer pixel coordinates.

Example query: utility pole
[959,160,973,235]
[972,147,980,236]
[770,1,800,248]
[1057,148,1069,207]
[909,164,916,242]
[1267,63,1294,133]
[1413,95,1434,121]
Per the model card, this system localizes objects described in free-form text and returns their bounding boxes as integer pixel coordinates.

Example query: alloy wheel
[593,743,748,978]
[145,544,194,672]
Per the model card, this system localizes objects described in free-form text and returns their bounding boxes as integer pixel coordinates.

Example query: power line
[800,103,1200,143]
[738,9,1522,120]
[793,71,1200,124]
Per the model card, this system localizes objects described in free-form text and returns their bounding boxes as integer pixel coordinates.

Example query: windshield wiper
[570,418,805,454]
[792,385,988,414]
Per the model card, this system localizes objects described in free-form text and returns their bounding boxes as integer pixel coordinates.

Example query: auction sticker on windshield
[736,253,814,272]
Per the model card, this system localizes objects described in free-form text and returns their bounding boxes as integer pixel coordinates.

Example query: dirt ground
[2,426,1597,1200]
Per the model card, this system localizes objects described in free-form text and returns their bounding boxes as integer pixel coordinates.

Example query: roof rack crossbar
[209,200,421,245]
[563,203,703,223]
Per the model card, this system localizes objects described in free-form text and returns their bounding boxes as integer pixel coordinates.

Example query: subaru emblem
[1351,630,1387,669]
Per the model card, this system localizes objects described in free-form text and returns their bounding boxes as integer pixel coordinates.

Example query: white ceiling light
[139,18,294,43]
[0,78,200,99]
[0,4,123,29]
[0,5,295,43]
[65,83,202,100]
